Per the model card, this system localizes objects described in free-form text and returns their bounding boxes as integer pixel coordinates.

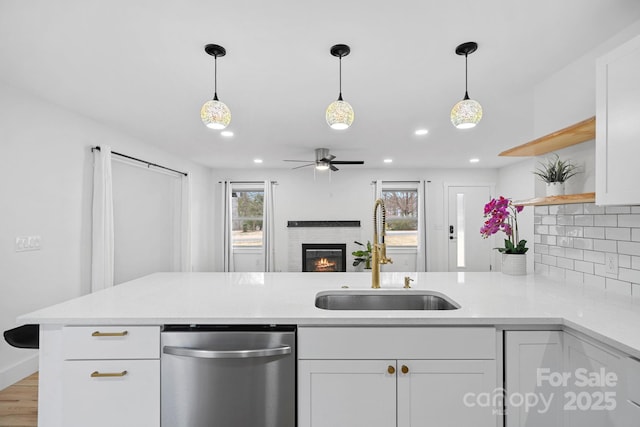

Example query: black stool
[3,324,39,349]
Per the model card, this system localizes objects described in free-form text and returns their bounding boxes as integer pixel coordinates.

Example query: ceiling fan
[284,148,364,171]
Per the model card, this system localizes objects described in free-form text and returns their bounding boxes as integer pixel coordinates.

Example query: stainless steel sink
[315,290,461,311]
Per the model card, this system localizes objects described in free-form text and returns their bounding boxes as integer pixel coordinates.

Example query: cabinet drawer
[298,327,496,359]
[62,360,159,427]
[63,326,160,360]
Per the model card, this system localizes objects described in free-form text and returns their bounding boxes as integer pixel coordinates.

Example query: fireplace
[302,243,347,272]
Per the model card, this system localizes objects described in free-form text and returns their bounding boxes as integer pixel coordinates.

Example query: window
[381,184,418,247]
[232,187,264,248]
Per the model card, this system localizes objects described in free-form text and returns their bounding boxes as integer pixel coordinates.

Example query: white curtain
[180,174,192,272]
[263,180,276,272]
[91,146,114,293]
[416,180,427,271]
[221,181,234,272]
[373,179,382,200]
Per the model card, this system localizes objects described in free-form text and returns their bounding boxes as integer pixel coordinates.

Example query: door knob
[387,365,395,374]
[401,365,409,374]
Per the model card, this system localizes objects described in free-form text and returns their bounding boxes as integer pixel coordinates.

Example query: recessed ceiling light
[414,129,429,136]
[469,158,480,163]
[384,159,393,163]
[253,159,263,164]
[221,130,234,137]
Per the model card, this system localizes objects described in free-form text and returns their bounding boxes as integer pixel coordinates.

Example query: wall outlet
[605,253,618,275]
[15,235,41,252]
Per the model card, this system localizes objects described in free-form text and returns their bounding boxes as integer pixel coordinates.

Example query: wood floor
[0,373,38,427]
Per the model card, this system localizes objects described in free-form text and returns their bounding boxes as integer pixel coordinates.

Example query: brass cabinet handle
[90,370,127,378]
[387,365,396,374]
[91,330,128,337]
[401,365,409,374]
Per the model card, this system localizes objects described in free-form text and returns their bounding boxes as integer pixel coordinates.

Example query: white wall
[0,82,214,390]
[212,167,498,273]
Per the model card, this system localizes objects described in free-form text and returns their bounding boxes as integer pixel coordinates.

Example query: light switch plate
[15,235,41,252]
[605,253,618,275]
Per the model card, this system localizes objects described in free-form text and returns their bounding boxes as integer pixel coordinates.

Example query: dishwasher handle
[163,345,291,359]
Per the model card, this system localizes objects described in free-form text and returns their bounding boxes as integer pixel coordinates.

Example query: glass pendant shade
[450,97,483,129]
[326,99,354,130]
[201,99,231,129]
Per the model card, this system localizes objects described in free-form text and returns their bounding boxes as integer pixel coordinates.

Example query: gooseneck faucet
[372,198,393,288]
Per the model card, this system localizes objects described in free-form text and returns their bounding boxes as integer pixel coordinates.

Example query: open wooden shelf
[499,116,596,157]
[514,192,595,207]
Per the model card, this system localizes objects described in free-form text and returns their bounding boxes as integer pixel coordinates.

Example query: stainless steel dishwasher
[161,325,296,427]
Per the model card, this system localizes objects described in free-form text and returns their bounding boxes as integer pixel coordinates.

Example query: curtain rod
[218,180,279,184]
[370,180,432,184]
[92,146,188,177]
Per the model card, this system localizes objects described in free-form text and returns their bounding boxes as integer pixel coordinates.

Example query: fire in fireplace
[302,243,347,272]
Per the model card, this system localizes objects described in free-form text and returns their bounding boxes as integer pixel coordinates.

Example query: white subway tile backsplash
[619,268,640,285]
[584,203,605,214]
[574,260,595,274]
[584,227,605,239]
[619,254,631,269]
[594,239,617,253]
[556,257,573,270]
[594,215,617,227]
[565,248,584,260]
[557,215,574,225]
[605,206,631,214]
[618,215,640,227]
[584,250,605,264]
[534,203,640,296]
[573,238,594,250]
[618,241,640,256]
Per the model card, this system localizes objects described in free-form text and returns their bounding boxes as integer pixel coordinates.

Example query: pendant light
[326,44,354,130]
[450,41,483,129]
[201,44,231,130]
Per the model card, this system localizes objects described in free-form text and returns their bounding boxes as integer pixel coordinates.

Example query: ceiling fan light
[450,98,483,129]
[326,99,354,130]
[201,99,231,130]
[315,162,330,171]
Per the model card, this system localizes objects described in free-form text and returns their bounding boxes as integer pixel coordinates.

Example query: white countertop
[19,272,640,357]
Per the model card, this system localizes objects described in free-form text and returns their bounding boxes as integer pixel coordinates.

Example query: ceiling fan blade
[320,154,336,162]
[329,160,365,165]
[284,159,313,163]
[291,163,315,170]
[330,164,339,171]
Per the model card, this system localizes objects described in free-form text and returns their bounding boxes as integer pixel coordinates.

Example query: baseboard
[0,352,38,391]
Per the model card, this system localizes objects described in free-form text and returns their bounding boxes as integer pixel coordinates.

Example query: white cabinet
[504,331,564,427]
[298,327,500,427]
[61,326,160,427]
[596,34,640,205]
[563,331,628,427]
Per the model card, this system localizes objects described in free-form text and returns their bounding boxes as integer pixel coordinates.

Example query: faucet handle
[404,276,414,288]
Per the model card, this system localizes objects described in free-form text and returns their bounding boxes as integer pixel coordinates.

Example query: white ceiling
[2,1,640,170]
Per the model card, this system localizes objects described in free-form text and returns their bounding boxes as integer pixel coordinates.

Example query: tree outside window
[382,189,418,247]
[232,190,264,247]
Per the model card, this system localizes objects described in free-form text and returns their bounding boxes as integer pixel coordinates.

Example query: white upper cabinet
[596,34,640,205]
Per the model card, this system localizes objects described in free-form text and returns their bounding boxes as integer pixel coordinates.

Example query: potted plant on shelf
[533,153,579,197]
[480,196,528,275]
[352,240,372,270]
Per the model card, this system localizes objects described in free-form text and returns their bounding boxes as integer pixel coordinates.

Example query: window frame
[230,182,265,254]
[380,181,420,251]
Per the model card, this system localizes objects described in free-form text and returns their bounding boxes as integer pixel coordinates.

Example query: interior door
[447,185,492,272]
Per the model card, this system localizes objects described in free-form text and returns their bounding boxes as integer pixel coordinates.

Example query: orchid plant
[480,196,528,254]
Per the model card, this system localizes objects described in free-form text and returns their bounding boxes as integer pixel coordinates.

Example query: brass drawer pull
[401,365,409,374]
[91,370,128,378]
[91,330,128,337]
[387,365,395,374]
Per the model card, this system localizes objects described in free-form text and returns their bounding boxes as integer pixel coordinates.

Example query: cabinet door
[62,360,159,427]
[563,333,626,427]
[504,331,563,427]
[397,359,498,427]
[596,34,640,205]
[298,360,397,427]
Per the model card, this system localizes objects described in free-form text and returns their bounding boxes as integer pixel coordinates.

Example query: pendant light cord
[338,56,343,101]
[463,53,470,100]
[213,55,219,101]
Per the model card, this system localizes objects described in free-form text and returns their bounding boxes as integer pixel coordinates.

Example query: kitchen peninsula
[20,272,640,427]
